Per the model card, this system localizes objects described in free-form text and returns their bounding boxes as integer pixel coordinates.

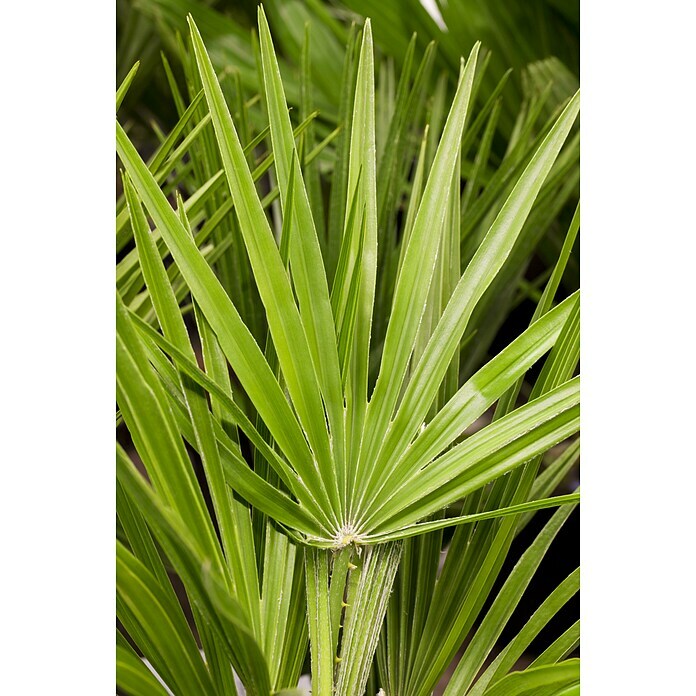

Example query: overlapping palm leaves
[117,9,579,696]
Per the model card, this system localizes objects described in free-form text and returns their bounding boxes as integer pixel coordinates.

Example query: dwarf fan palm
[116,8,580,695]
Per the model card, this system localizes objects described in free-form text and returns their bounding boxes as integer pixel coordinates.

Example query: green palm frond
[117,8,580,695]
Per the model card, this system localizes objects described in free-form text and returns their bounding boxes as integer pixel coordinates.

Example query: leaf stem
[335,542,403,696]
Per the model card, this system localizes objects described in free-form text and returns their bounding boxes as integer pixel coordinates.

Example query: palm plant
[116,8,580,695]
